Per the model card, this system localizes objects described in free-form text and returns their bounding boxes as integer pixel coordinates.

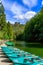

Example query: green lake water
[15,41,43,57]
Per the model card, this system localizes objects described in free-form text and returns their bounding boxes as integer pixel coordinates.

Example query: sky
[1,0,43,24]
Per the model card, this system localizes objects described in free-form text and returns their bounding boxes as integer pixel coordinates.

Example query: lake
[14,41,43,57]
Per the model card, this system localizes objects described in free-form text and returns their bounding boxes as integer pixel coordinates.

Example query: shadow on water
[15,41,43,48]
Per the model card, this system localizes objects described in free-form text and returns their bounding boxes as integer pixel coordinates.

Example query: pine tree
[0,0,7,39]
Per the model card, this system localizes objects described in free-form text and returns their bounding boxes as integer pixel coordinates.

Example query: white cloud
[1,0,37,24]
[25,11,36,19]
[11,2,28,15]
[23,0,38,8]
[14,14,24,19]
[42,0,43,5]
[0,0,1,3]
[11,2,36,22]
[1,0,12,10]
[13,11,36,24]
[13,11,36,20]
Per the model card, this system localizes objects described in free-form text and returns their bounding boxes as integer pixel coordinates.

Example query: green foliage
[24,8,43,42]
[0,13,7,31]
[0,1,25,40]
[13,23,25,40]
[7,22,14,40]
[0,3,4,14]
[16,33,24,41]
[0,2,7,40]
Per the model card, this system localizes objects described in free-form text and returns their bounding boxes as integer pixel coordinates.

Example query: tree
[0,1,4,14]
[7,22,14,40]
[24,7,43,42]
[0,1,7,39]
[0,13,7,31]
[13,23,25,40]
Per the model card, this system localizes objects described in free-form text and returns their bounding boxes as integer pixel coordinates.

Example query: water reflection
[15,41,43,48]
[15,41,26,47]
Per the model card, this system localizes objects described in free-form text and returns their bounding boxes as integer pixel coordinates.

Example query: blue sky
[1,0,43,24]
